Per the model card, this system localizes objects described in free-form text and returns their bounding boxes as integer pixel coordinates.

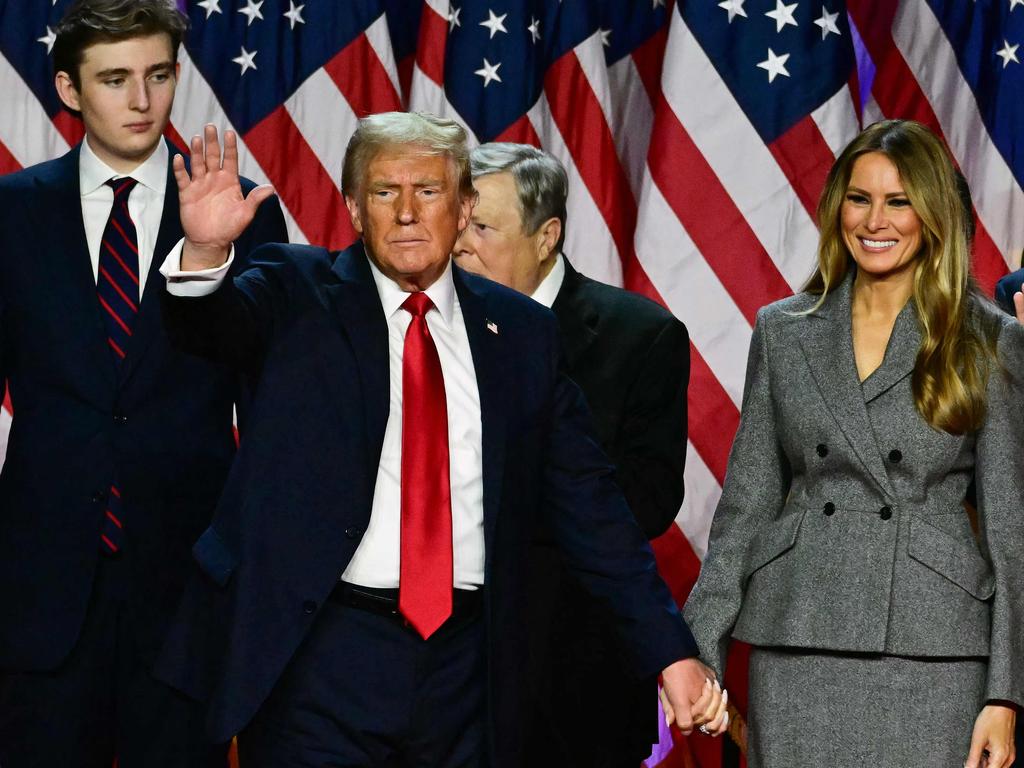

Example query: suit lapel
[325,243,391,470]
[33,147,118,394]
[119,146,183,386]
[797,274,896,497]
[454,267,507,559]
[550,259,598,370]
[860,299,919,404]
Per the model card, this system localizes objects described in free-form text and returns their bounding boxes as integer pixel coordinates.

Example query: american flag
[1,1,1021,766]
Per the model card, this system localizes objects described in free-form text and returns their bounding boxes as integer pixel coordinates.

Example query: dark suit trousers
[525,546,656,768]
[0,554,226,768]
[238,596,486,768]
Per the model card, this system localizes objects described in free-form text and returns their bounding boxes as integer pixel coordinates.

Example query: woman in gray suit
[684,120,1023,767]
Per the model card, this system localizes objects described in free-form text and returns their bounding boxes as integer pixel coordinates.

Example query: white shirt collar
[79,135,168,196]
[530,253,565,309]
[366,254,457,329]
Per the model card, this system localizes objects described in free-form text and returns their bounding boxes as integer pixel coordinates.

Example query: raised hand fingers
[204,124,223,173]
[189,133,206,181]
[223,129,240,177]
[244,184,276,217]
[172,153,191,192]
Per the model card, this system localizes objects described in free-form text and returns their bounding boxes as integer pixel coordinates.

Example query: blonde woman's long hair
[805,119,996,435]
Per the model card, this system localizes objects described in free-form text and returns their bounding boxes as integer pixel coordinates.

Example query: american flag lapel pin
[486,319,499,335]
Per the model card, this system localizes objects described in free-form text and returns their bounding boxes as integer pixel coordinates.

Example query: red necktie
[399,292,453,639]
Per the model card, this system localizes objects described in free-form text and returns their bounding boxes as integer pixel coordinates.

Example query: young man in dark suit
[0,2,286,765]
[154,112,724,768]
[454,143,690,767]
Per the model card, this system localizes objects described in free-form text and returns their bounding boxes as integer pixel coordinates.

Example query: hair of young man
[805,118,998,435]
[469,142,569,253]
[53,0,188,91]
[341,111,475,202]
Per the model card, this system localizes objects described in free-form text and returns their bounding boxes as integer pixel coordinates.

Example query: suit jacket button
[888,449,903,463]
[91,490,107,503]
[816,444,829,457]
[345,526,361,539]
[823,502,836,516]
[879,506,893,520]
[302,600,317,614]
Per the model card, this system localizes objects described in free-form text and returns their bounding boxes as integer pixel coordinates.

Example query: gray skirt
[748,647,987,768]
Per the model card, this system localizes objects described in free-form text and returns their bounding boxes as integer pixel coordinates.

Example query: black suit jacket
[528,257,689,762]
[995,268,1023,316]
[0,142,287,671]
[552,258,688,537]
[154,242,697,766]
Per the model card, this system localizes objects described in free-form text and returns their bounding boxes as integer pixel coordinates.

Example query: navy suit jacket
[0,142,287,671]
[995,268,1023,316]
[155,242,697,764]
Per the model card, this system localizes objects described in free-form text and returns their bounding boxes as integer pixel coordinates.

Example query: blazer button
[823,502,836,516]
[816,444,829,457]
[879,506,893,520]
[91,490,107,503]
[888,449,903,463]
[302,600,317,614]
[344,526,361,539]
[112,411,127,423]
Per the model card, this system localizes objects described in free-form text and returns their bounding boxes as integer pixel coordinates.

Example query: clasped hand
[659,658,729,737]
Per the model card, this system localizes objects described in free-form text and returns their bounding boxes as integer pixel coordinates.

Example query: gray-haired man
[454,143,691,767]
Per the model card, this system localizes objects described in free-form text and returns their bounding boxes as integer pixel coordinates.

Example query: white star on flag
[599,28,612,47]
[238,0,264,27]
[283,1,305,30]
[37,26,56,54]
[996,40,1020,67]
[652,0,666,7]
[814,8,841,39]
[197,0,222,19]
[766,0,799,33]
[480,9,508,39]
[233,46,258,75]
[757,48,791,82]
[528,17,541,44]
[448,6,461,31]
[718,0,748,23]
[1011,0,1024,10]
[474,58,502,87]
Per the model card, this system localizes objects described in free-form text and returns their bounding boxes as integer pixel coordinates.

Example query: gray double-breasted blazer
[684,271,1024,705]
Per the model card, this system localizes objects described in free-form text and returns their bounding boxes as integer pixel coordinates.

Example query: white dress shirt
[80,136,168,299]
[530,253,565,309]
[161,251,486,589]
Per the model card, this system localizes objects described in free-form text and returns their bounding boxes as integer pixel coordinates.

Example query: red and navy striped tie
[97,177,139,554]
[97,177,139,363]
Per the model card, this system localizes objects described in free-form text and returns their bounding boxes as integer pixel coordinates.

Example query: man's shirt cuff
[160,238,235,297]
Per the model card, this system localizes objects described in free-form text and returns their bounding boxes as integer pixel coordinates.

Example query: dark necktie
[97,177,140,363]
[399,292,453,639]
[97,177,139,554]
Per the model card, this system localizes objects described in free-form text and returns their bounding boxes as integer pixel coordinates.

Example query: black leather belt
[329,582,482,628]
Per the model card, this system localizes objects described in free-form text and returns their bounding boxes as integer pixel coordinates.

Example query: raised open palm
[173,124,274,268]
